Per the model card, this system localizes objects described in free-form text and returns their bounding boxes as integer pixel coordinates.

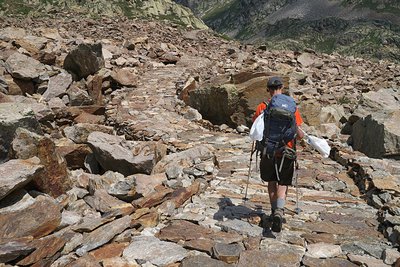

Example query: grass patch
[202,0,240,26]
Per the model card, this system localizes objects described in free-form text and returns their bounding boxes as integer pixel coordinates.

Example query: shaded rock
[351,110,400,158]
[0,103,42,161]
[56,139,92,169]
[67,83,94,106]
[63,123,114,144]
[213,242,244,264]
[76,215,131,256]
[64,43,105,80]
[0,157,43,201]
[0,237,35,264]
[0,194,61,239]
[87,132,166,176]
[4,74,35,95]
[181,255,231,267]
[122,235,187,266]
[16,234,67,266]
[87,172,136,201]
[83,189,134,215]
[11,128,71,197]
[5,52,45,80]
[42,71,72,100]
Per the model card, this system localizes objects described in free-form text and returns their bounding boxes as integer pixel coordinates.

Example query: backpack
[257,94,297,158]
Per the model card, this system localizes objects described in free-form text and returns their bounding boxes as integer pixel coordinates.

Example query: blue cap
[267,77,283,88]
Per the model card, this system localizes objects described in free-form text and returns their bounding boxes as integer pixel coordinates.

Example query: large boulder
[4,52,46,81]
[0,192,61,240]
[351,110,400,159]
[181,72,285,127]
[0,157,43,201]
[0,103,42,162]
[87,132,167,176]
[350,88,400,158]
[10,128,72,197]
[64,43,105,80]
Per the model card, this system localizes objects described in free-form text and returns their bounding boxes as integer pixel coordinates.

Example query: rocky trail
[0,16,399,267]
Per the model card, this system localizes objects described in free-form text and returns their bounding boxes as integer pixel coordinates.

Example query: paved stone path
[106,64,397,266]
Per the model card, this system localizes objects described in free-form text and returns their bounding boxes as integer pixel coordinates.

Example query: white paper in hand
[306,135,331,158]
[249,113,264,141]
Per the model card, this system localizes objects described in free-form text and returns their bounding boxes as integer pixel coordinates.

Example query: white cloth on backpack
[249,113,264,141]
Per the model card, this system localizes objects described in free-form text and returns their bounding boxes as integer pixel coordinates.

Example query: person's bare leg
[268,181,278,212]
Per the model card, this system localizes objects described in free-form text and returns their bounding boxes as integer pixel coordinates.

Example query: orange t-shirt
[252,100,303,148]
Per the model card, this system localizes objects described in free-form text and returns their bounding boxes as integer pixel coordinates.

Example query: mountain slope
[175,0,400,62]
[0,0,208,29]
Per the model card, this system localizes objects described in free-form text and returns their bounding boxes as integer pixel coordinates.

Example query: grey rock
[61,233,83,254]
[152,144,214,174]
[64,43,105,80]
[213,242,244,263]
[64,123,114,144]
[383,248,400,265]
[305,242,342,258]
[66,84,93,106]
[123,236,188,266]
[217,219,263,237]
[87,132,166,176]
[0,157,43,201]
[181,255,231,267]
[0,103,42,161]
[42,71,72,100]
[0,238,35,263]
[59,210,82,229]
[76,215,131,256]
[5,52,45,81]
[351,110,400,159]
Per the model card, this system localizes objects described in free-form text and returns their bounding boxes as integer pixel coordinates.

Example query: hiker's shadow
[213,197,275,238]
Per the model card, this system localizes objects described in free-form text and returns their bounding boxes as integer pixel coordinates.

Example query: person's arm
[295,109,304,139]
[296,127,304,140]
[252,102,267,122]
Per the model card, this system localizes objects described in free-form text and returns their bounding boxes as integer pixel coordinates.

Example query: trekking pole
[294,159,302,214]
[244,141,255,202]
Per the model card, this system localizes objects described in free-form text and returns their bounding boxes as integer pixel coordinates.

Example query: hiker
[252,76,304,232]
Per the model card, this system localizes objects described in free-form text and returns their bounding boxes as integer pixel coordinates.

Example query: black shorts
[260,156,295,185]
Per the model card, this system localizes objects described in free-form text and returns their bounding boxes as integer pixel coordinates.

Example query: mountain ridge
[175,0,400,62]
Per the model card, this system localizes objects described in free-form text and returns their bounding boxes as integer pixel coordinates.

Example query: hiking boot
[271,208,284,232]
